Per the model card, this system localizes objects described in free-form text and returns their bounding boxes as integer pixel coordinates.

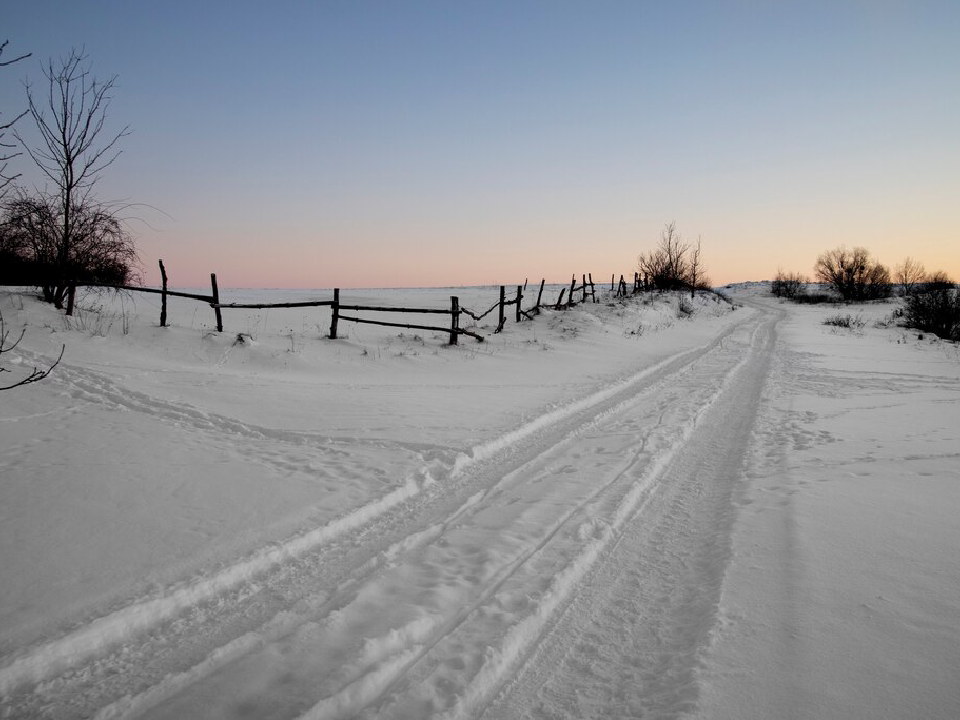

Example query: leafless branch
[1,40,32,197]
[0,310,64,390]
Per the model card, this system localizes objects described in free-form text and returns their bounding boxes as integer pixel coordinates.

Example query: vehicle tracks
[2,308,769,719]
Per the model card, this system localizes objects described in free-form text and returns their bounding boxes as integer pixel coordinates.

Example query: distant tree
[638,222,691,291]
[688,236,706,298]
[925,270,954,292]
[814,246,891,301]
[1,40,31,198]
[895,257,926,296]
[12,48,135,307]
[771,269,807,298]
[904,272,959,341]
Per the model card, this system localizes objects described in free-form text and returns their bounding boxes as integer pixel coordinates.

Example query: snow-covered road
[130,307,774,720]
[3,286,958,719]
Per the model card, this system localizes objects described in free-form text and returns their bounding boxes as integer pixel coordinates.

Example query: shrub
[637,222,707,292]
[792,291,837,305]
[771,269,807,298]
[814,246,891,301]
[904,285,960,341]
[823,313,865,329]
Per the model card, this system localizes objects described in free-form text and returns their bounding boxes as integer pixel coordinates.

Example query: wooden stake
[210,273,223,332]
[496,286,506,332]
[515,285,523,323]
[555,288,566,310]
[329,288,340,339]
[450,296,459,345]
[568,275,576,308]
[159,259,168,327]
[536,278,545,313]
[589,273,596,303]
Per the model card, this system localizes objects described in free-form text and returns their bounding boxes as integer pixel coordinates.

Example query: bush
[792,291,837,305]
[637,222,706,292]
[823,313,865,329]
[771,269,807,298]
[1,192,139,306]
[904,287,960,341]
[814,246,891,301]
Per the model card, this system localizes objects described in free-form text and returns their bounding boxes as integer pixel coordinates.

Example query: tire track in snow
[368,313,776,720]
[476,306,780,719]
[1,310,756,718]
[117,313,766,720]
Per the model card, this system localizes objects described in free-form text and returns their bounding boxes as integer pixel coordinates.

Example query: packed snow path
[1,299,774,719]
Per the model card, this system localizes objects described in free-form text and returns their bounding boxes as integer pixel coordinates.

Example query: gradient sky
[3,1,959,288]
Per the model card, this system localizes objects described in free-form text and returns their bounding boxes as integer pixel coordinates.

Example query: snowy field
[1,283,958,719]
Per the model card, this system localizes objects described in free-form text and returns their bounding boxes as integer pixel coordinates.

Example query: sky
[2,0,959,289]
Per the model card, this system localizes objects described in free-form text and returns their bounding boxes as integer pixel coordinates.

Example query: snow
[692,287,960,720]
[1,283,958,719]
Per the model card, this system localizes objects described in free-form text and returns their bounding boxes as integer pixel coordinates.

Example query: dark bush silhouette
[638,222,709,293]
[1,192,137,302]
[814,246,891,301]
[904,275,959,341]
[771,269,807,299]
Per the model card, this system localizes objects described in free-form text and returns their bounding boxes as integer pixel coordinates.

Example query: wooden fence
[58,260,648,345]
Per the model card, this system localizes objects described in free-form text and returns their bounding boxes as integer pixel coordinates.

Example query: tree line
[772,248,958,341]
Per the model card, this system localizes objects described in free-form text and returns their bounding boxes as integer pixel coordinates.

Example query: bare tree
[895,257,926,296]
[2,191,138,294]
[1,40,31,198]
[0,310,63,390]
[688,235,705,298]
[926,270,954,291]
[13,48,133,307]
[638,222,691,290]
[814,246,891,301]
[771,269,807,298]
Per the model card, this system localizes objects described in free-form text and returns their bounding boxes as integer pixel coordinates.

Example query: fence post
[210,273,223,332]
[329,288,340,339]
[159,259,168,327]
[496,285,506,332]
[65,281,76,316]
[536,278,545,313]
[611,274,615,291]
[589,273,596,303]
[515,285,523,323]
[450,296,459,345]
[555,287,566,310]
[568,275,576,308]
